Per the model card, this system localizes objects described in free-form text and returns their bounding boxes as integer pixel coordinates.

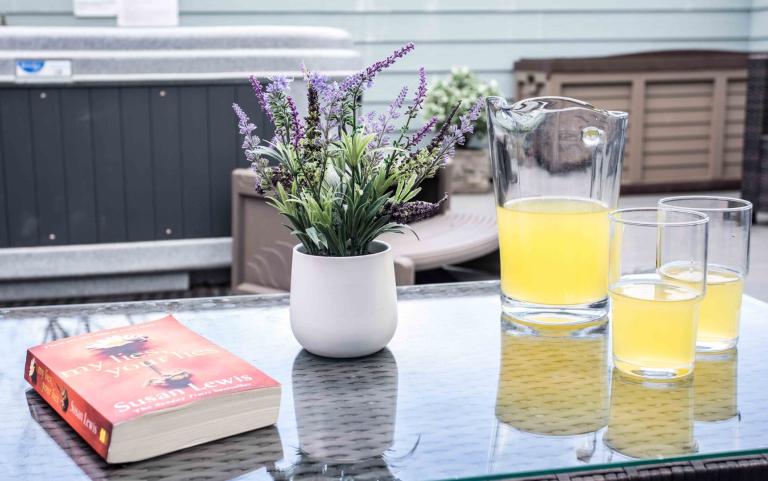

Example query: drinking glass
[608,208,708,380]
[486,96,628,328]
[658,196,752,351]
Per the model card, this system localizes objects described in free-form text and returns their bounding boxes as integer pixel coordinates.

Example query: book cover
[24,315,280,461]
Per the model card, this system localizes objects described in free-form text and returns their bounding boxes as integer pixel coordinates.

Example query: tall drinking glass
[608,208,708,380]
[658,196,752,351]
[486,96,627,328]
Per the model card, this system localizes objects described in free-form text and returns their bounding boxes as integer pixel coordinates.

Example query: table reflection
[43,317,96,343]
[26,390,283,480]
[694,350,739,423]
[495,317,609,436]
[491,316,609,468]
[604,371,697,458]
[274,349,400,480]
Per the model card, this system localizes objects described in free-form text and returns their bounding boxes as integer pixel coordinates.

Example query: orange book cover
[24,315,280,461]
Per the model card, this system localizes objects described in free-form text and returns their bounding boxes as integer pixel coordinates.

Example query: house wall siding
[0,0,759,107]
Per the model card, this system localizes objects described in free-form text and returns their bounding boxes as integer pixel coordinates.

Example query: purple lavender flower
[361,110,394,148]
[286,95,304,147]
[407,116,438,147]
[379,113,393,132]
[441,98,484,148]
[266,75,292,94]
[407,67,428,115]
[376,113,394,145]
[318,78,343,108]
[458,97,484,136]
[388,85,408,119]
[361,111,377,132]
[341,42,415,93]
[445,128,459,153]
[322,82,344,122]
[302,67,331,99]
[383,197,445,224]
[233,103,254,135]
[249,76,274,121]
[452,124,467,147]
[300,64,343,127]
[232,102,260,162]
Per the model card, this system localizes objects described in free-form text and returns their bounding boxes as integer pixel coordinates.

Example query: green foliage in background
[423,67,501,147]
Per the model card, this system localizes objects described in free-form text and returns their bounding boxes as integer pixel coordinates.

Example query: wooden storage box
[515,51,748,191]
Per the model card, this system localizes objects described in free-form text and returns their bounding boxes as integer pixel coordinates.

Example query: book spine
[25,350,113,461]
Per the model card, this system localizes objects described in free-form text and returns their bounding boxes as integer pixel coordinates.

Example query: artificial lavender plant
[233,43,482,257]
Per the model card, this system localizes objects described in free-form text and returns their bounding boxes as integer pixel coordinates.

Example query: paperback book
[24,315,281,463]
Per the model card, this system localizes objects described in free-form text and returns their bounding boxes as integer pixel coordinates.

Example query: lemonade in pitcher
[497,197,609,307]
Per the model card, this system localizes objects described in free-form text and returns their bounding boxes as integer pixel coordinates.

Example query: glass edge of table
[2,281,766,318]
[0,280,503,318]
[450,448,768,481]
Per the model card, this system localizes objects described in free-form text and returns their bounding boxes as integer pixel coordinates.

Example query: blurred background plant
[423,67,501,148]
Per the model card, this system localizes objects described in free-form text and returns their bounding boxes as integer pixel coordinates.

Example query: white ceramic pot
[289,240,398,358]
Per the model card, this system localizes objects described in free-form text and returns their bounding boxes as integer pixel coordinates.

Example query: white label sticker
[74,0,117,17]
[15,60,73,82]
[117,0,178,27]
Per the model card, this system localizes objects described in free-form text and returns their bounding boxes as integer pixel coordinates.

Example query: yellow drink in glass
[610,281,700,379]
[497,197,609,307]
[660,264,743,351]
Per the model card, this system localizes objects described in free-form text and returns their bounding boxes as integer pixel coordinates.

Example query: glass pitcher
[486,96,628,329]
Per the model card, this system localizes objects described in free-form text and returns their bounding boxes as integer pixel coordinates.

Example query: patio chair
[230,163,499,293]
[743,53,768,220]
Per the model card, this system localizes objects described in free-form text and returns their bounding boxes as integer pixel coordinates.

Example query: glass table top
[1,281,767,480]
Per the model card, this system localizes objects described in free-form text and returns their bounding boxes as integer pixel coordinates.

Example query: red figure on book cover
[24,315,280,461]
